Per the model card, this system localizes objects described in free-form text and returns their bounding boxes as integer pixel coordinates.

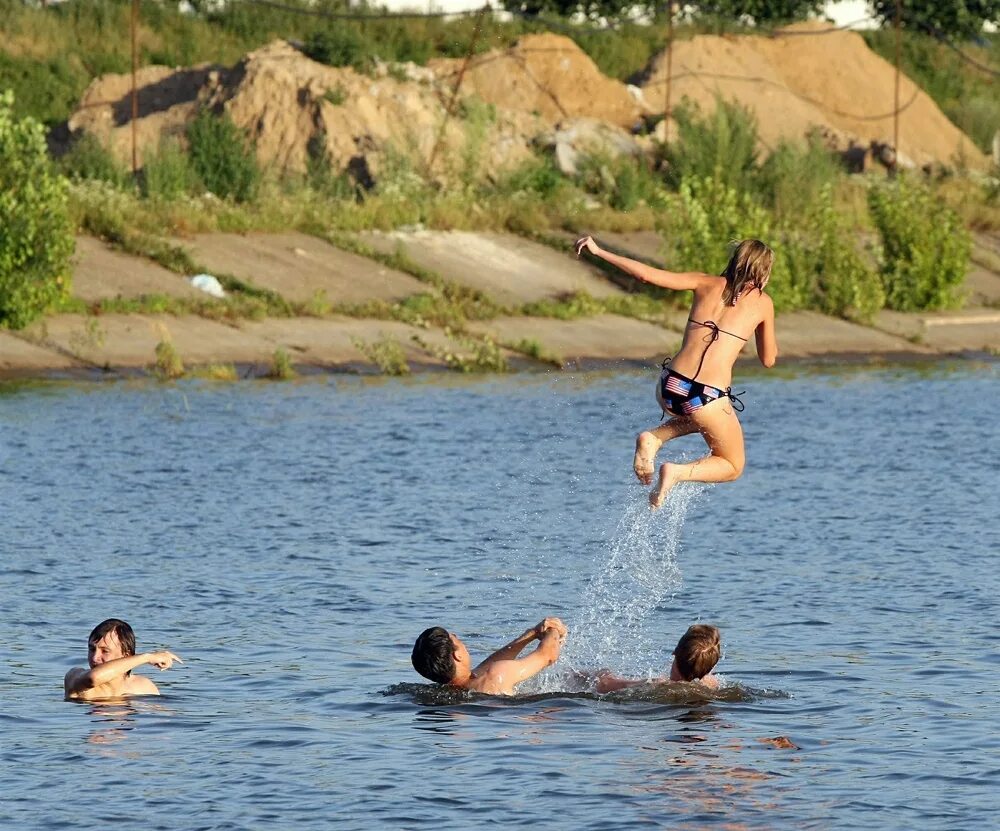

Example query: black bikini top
[687,317,748,382]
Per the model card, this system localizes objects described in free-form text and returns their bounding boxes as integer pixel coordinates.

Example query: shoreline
[2,230,998,383]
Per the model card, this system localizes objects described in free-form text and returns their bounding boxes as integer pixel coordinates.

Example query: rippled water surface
[2,363,998,830]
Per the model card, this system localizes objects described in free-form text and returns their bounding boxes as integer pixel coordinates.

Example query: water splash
[565,482,704,677]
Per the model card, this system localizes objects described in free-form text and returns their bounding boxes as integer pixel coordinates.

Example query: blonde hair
[673,624,721,681]
[721,239,774,306]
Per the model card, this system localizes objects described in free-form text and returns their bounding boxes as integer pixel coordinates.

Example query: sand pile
[66,40,541,178]
[430,33,642,129]
[640,21,986,168]
[65,24,985,180]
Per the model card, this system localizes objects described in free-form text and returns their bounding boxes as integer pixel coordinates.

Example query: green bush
[59,132,131,187]
[141,138,198,200]
[797,186,884,321]
[303,26,373,71]
[868,177,970,310]
[0,91,74,329]
[755,132,844,221]
[662,97,760,193]
[186,109,260,202]
[576,154,667,212]
[0,52,81,128]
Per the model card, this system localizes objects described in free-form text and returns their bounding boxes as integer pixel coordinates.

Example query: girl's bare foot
[649,462,680,508]
[633,432,661,485]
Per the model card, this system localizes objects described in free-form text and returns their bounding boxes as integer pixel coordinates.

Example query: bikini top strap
[687,318,749,343]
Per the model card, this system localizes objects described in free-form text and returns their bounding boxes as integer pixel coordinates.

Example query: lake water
[1,362,998,830]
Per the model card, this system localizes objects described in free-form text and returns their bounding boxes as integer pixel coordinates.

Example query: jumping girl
[574,237,779,507]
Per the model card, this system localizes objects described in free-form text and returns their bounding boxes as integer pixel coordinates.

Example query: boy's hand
[147,651,182,670]
[538,617,568,641]
[574,236,600,258]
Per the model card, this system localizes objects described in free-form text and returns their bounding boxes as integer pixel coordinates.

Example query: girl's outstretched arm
[575,236,710,292]
[754,297,778,367]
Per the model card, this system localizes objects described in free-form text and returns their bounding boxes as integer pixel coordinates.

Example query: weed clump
[153,336,185,379]
[187,109,260,202]
[351,335,411,375]
[267,347,297,380]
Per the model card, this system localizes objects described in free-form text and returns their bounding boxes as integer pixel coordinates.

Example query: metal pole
[131,0,139,178]
[893,0,901,171]
[427,4,488,174]
[663,1,674,150]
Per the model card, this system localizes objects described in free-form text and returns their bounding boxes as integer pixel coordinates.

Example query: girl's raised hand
[575,235,600,258]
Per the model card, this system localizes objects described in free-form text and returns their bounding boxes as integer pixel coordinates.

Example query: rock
[538,117,643,177]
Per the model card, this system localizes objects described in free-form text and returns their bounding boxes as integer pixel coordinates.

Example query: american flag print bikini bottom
[657,367,746,417]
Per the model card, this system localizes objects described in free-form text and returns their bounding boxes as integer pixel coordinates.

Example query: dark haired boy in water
[411,617,567,695]
[64,618,182,701]
[591,623,722,693]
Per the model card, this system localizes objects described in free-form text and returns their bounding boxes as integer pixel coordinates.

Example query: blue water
[1,363,998,829]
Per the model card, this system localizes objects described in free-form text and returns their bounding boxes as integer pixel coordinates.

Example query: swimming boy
[64,618,182,701]
[575,236,779,507]
[588,623,722,693]
[411,617,568,695]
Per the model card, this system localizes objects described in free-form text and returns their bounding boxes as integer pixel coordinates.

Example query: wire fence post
[131,0,140,179]
[662,0,674,150]
[893,0,902,173]
[426,3,489,175]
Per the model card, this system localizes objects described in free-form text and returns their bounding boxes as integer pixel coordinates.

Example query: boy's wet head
[412,627,457,684]
[722,239,774,305]
[88,619,136,657]
[673,624,721,681]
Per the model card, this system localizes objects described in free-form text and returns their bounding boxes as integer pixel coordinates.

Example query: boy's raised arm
[479,620,568,691]
[64,651,181,698]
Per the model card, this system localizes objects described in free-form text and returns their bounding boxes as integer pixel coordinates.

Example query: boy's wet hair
[673,624,721,681]
[721,239,774,305]
[88,619,137,675]
[412,627,456,684]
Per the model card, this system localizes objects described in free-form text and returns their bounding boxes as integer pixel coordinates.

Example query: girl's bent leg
[649,402,745,507]
[634,417,697,484]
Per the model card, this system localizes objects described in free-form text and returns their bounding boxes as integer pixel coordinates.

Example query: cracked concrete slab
[71,236,204,303]
[180,232,429,304]
[357,230,625,306]
[468,314,678,363]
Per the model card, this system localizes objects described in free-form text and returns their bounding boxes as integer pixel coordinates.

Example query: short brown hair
[88,619,136,658]
[673,624,721,681]
[721,239,773,305]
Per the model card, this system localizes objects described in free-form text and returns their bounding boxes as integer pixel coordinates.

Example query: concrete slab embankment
[2,231,997,382]
[469,314,682,365]
[181,232,428,304]
[72,236,203,302]
[357,230,623,306]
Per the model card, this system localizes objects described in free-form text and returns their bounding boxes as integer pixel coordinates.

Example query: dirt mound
[65,25,984,179]
[430,33,641,129]
[66,40,540,178]
[640,21,986,168]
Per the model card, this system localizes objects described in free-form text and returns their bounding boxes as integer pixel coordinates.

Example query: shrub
[0,91,74,329]
[755,132,844,221]
[59,132,130,187]
[576,153,667,212]
[797,185,884,321]
[868,177,971,310]
[303,26,373,71]
[186,109,260,202]
[141,138,198,200]
[662,97,760,193]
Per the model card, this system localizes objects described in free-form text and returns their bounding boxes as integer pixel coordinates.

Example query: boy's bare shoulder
[125,675,160,696]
